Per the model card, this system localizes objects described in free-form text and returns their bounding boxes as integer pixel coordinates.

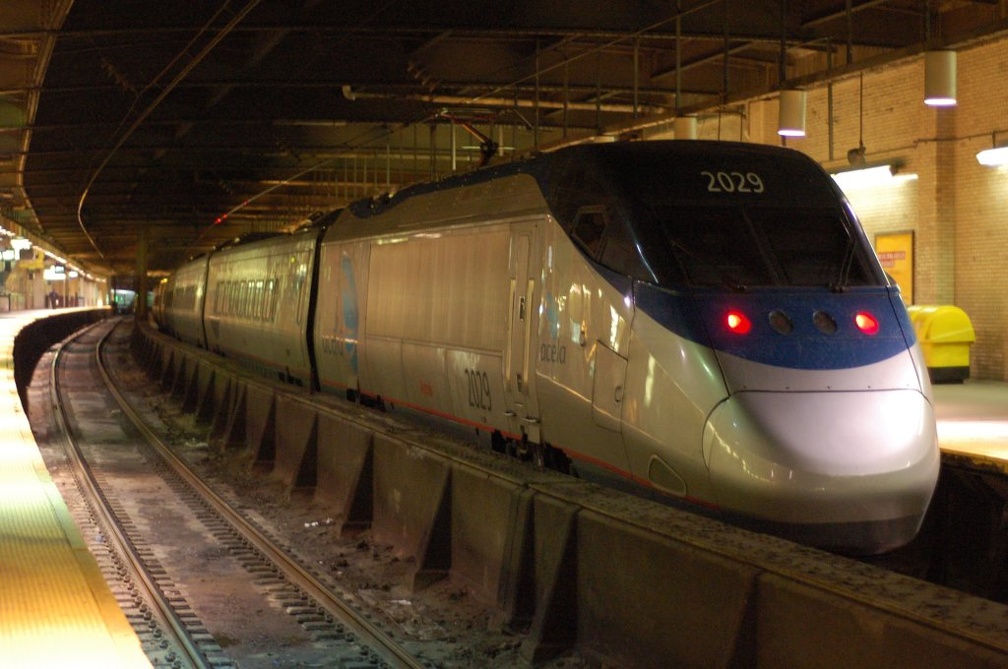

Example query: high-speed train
[156,140,940,554]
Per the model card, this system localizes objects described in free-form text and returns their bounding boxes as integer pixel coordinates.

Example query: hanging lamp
[924,50,957,107]
[777,89,806,137]
[674,116,697,139]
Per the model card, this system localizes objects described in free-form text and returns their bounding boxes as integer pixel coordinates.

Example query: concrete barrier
[273,394,318,490]
[752,572,1008,668]
[14,308,110,408]
[133,323,1008,668]
[558,505,759,667]
[313,412,373,533]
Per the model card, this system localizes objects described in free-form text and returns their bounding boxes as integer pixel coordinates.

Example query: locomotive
[157,140,940,554]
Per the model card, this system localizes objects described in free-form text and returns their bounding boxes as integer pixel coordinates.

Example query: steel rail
[49,321,212,669]
[93,323,426,669]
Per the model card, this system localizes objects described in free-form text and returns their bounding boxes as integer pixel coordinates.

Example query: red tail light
[725,310,752,334]
[854,311,880,335]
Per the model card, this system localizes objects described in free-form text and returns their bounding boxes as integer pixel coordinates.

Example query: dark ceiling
[2,1,1007,279]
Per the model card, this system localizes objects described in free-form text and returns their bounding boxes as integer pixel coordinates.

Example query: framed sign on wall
[875,231,914,304]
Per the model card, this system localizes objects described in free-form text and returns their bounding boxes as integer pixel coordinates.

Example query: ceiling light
[832,165,895,189]
[924,51,957,107]
[830,163,917,190]
[778,90,807,137]
[674,116,697,140]
[976,146,1008,167]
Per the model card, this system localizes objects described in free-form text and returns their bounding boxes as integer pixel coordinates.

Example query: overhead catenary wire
[75,0,262,261]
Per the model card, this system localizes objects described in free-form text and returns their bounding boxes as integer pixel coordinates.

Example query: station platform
[0,311,151,668]
[934,380,1008,473]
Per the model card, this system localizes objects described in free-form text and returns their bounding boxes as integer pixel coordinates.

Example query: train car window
[243,280,253,319]
[219,281,229,315]
[251,280,260,320]
[265,279,277,321]
[178,285,195,310]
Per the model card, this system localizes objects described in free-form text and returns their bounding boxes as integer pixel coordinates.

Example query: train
[154,139,940,555]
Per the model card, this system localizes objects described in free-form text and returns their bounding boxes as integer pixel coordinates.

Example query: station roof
[1,1,1006,278]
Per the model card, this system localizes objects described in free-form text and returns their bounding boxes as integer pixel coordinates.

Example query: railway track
[38,317,431,668]
[29,316,1008,667]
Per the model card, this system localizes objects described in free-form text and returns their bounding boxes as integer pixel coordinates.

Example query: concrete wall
[135,326,1008,668]
[12,308,110,408]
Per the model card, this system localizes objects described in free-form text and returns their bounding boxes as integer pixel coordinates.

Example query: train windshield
[639,202,883,290]
[586,144,887,290]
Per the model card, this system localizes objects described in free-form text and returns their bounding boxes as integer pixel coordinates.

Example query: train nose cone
[703,390,940,553]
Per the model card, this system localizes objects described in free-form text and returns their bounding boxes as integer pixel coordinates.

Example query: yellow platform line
[0,317,150,668]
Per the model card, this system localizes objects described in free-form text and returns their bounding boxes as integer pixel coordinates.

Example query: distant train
[110,288,137,314]
[155,140,940,554]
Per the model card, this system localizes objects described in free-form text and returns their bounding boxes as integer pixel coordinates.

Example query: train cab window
[753,207,876,287]
[551,163,612,230]
[642,203,882,289]
[572,206,607,257]
[651,205,773,288]
[569,205,653,281]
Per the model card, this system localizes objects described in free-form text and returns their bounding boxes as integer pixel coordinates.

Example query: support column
[916,108,957,305]
[136,224,149,319]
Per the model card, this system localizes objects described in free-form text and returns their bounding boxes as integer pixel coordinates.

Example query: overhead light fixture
[924,51,957,107]
[832,165,896,189]
[831,162,917,190]
[977,145,1008,167]
[777,89,807,137]
[847,145,867,167]
[673,116,697,140]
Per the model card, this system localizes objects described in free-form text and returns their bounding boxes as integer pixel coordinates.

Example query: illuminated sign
[876,232,914,304]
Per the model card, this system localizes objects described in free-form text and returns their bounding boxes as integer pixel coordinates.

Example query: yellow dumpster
[907,305,976,383]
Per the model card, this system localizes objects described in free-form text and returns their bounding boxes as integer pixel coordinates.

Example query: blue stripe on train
[634,283,914,371]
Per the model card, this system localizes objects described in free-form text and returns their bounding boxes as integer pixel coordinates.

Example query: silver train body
[157,140,939,554]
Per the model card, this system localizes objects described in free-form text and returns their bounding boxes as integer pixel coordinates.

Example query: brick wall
[742,39,1008,380]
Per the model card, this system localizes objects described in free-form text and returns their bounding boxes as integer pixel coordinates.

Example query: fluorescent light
[977,146,1008,167]
[830,164,919,190]
[832,165,895,189]
[925,96,957,107]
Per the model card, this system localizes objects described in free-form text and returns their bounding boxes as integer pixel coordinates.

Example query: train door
[592,343,627,434]
[504,223,540,444]
[317,242,365,394]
